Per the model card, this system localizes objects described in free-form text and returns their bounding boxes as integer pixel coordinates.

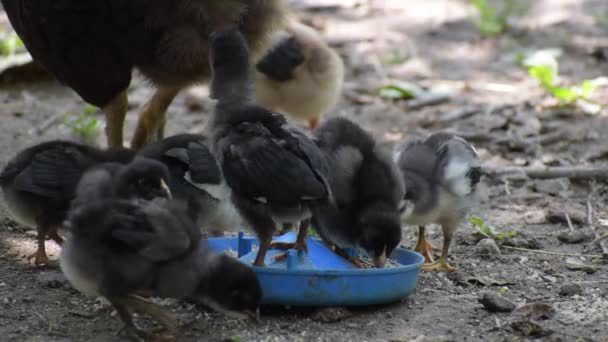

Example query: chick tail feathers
[209,30,254,105]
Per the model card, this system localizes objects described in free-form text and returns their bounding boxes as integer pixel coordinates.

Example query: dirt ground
[1,0,608,341]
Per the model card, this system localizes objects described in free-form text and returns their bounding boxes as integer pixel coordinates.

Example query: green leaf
[469,216,485,227]
[580,80,597,99]
[528,65,556,88]
[379,87,406,99]
[550,86,578,103]
[379,81,425,100]
[494,230,519,240]
[83,104,98,115]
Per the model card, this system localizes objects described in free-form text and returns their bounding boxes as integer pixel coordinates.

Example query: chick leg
[271,220,309,252]
[414,226,435,264]
[423,224,457,272]
[111,297,151,342]
[102,90,128,148]
[131,86,181,149]
[126,296,179,331]
[332,245,365,268]
[273,219,310,261]
[254,233,272,267]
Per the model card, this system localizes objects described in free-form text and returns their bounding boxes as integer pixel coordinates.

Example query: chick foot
[127,296,180,331]
[330,245,365,268]
[422,257,456,272]
[271,240,309,262]
[414,239,435,264]
[116,325,174,342]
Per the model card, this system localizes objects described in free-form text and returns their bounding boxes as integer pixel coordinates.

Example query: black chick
[207,30,332,266]
[62,195,261,340]
[312,117,405,268]
[0,141,135,267]
[70,156,172,208]
[139,134,245,234]
[2,0,286,148]
[394,132,482,272]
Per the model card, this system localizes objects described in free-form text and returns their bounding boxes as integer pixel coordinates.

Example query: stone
[558,283,583,296]
[477,292,516,313]
[311,307,353,323]
[476,238,501,257]
[557,231,590,244]
[36,271,68,289]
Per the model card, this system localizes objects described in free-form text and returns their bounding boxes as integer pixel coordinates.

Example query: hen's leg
[49,226,64,245]
[131,86,180,149]
[27,230,49,267]
[103,90,128,148]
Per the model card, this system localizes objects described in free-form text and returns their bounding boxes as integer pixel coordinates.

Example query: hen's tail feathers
[209,30,254,106]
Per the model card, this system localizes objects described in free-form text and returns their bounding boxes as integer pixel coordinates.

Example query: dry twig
[484,166,608,181]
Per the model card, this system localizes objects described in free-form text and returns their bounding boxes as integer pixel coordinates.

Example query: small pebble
[311,307,353,323]
[25,230,38,238]
[477,292,516,313]
[476,238,501,257]
[559,283,583,296]
[557,231,590,244]
[36,271,68,289]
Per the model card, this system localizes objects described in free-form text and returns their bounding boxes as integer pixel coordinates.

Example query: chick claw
[415,236,436,264]
[422,257,456,272]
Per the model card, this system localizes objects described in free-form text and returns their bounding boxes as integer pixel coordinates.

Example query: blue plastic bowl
[202,232,424,306]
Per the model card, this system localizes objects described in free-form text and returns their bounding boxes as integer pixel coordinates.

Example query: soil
[1,1,607,341]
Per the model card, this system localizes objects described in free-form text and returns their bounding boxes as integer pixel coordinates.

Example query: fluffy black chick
[2,0,286,148]
[61,196,261,340]
[70,156,172,209]
[139,134,245,234]
[207,30,332,266]
[0,141,135,267]
[312,117,404,268]
[394,132,482,272]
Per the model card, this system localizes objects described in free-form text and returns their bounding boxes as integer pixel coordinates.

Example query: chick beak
[374,246,387,268]
[160,179,172,199]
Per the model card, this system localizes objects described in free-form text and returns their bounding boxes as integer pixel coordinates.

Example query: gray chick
[61,163,262,340]
[394,132,482,272]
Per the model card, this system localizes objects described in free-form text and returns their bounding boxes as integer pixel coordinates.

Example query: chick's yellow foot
[415,240,436,264]
[422,257,456,272]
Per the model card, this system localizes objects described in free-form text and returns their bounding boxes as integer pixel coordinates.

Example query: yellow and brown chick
[255,18,344,131]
